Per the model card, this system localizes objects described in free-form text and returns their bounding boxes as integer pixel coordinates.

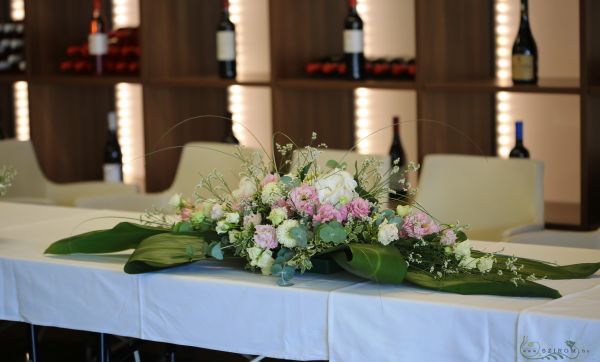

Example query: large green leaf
[45,222,169,254]
[405,270,561,299]
[332,243,407,283]
[124,233,210,274]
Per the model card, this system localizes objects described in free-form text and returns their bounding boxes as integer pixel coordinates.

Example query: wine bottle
[103,112,123,183]
[512,0,538,84]
[217,0,236,79]
[509,121,530,158]
[344,0,365,80]
[389,116,407,200]
[88,0,108,76]
[223,111,239,144]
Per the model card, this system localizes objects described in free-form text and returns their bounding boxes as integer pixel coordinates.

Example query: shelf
[0,74,27,83]
[28,75,141,86]
[276,78,417,90]
[424,78,581,94]
[144,76,270,88]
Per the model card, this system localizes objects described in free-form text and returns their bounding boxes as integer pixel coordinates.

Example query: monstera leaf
[332,243,407,283]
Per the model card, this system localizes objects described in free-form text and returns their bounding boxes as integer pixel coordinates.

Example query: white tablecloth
[1,201,599,361]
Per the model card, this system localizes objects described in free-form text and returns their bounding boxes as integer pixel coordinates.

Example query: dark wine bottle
[389,116,407,200]
[344,0,365,80]
[89,0,108,76]
[512,0,538,84]
[103,112,123,183]
[217,0,236,79]
[223,112,239,144]
[509,120,530,159]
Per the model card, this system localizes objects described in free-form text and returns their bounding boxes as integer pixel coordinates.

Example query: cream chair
[76,142,257,212]
[415,154,544,241]
[0,139,137,206]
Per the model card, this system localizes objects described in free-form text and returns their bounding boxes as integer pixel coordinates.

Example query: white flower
[228,230,240,243]
[232,177,257,200]
[168,193,183,208]
[276,219,300,248]
[199,199,217,217]
[377,221,399,246]
[459,256,478,270]
[477,256,494,273]
[261,182,285,205]
[210,203,225,220]
[313,169,358,207]
[243,213,262,228]
[268,207,288,226]
[216,220,229,234]
[453,240,471,260]
[256,250,275,275]
[396,205,412,217]
[225,212,240,224]
[247,246,263,266]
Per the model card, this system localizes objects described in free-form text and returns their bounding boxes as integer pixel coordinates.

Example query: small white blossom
[453,240,471,260]
[377,221,399,246]
[477,256,494,273]
[458,256,478,270]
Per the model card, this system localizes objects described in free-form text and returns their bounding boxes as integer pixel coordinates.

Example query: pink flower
[243,213,262,228]
[181,208,192,221]
[261,174,279,187]
[343,197,370,219]
[253,225,278,249]
[313,204,345,224]
[289,185,319,216]
[402,212,440,239]
[440,229,457,246]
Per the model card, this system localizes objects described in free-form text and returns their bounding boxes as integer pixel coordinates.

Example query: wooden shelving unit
[1,0,599,228]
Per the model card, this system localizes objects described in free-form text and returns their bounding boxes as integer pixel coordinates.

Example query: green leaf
[124,233,208,274]
[280,175,293,185]
[45,222,169,254]
[174,221,194,233]
[332,243,407,283]
[299,162,312,181]
[319,221,347,244]
[290,225,308,248]
[326,160,340,169]
[405,270,561,299]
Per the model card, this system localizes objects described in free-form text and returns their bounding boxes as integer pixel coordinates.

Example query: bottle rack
[0,0,598,229]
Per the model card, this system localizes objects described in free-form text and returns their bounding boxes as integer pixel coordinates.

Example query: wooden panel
[269,0,346,79]
[582,94,600,227]
[143,86,228,192]
[28,83,113,182]
[140,0,220,78]
[25,0,112,76]
[416,0,493,81]
[585,0,600,84]
[0,84,14,139]
[272,88,354,150]
[418,91,495,156]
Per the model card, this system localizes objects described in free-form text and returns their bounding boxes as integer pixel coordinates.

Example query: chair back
[0,140,48,199]
[415,154,544,241]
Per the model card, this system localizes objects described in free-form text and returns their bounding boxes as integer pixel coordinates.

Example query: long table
[1,202,599,361]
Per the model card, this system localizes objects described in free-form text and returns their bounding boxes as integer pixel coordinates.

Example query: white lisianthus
[453,240,471,260]
[377,221,399,246]
[477,256,494,273]
[210,203,225,220]
[313,169,358,207]
[216,220,229,234]
[168,193,183,208]
[396,205,412,217]
[276,219,300,248]
[228,230,240,243]
[261,182,285,205]
[247,246,263,266]
[268,207,288,226]
[225,212,240,224]
[232,177,257,200]
[256,250,275,275]
[459,256,478,270]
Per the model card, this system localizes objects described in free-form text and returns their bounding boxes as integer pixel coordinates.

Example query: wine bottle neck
[348,0,358,13]
[520,0,529,22]
[515,122,524,143]
[93,0,102,18]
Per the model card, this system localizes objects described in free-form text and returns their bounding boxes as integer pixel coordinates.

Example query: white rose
[168,193,183,208]
[477,256,494,273]
[256,250,275,275]
[261,182,285,205]
[277,219,300,248]
[313,169,358,207]
[210,203,225,220]
[232,177,257,200]
[377,221,399,246]
[453,240,471,260]
[225,212,240,224]
[247,246,263,266]
[268,207,288,226]
[216,220,229,234]
[459,256,478,270]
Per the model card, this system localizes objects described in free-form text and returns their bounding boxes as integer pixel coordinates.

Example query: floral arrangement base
[308,255,344,274]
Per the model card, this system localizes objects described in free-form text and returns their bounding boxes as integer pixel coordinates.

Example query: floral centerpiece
[0,165,16,197]
[46,137,599,298]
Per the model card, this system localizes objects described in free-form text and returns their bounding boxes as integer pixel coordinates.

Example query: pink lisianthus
[313,204,345,224]
[261,174,279,187]
[243,212,262,228]
[289,185,319,216]
[253,225,278,249]
[180,207,192,221]
[440,229,457,246]
[343,197,370,219]
[402,212,440,239]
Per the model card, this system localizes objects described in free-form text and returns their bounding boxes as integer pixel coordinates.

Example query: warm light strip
[116,83,145,191]
[356,0,372,57]
[13,81,29,141]
[495,0,513,158]
[10,0,24,21]
[111,0,140,29]
[354,87,372,154]
[228,0,246,78]
[227,85,244,144]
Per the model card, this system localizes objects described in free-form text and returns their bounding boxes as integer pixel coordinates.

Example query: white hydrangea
[232,177,257,200]
[276,219,300,248]
[453,240,471,260]
[261,182,285,205]
[477,256,494,273]
[256,250,275,275]
[268,207,288,226]
[377,221,399,246]
[225,212,240,224]
[313,169,358,207]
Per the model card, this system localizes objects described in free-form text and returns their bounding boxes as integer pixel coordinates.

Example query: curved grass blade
[332,243,407,284]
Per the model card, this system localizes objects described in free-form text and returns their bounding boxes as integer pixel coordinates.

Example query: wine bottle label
[103,164,123,183]
[88,33,108,55]
[512,54,534,81]
[344,29,364,53]
[217,31,236,61]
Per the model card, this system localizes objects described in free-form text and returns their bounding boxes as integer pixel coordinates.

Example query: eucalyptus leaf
[290,225,308,248]
[332,243,407,283]
[209,242,224,260]
[319,222,347,244]
[45,222,169,255]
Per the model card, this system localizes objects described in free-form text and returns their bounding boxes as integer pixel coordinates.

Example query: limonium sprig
[0,165,16,197]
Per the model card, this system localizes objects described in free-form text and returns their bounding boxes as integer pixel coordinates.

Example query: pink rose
[181,207,192,221]
[253,225,278,249]
[402,212,440,239]
[289,185,319,216]
[261,174,279,187]
[440,229,457,245]
[313,204,345,224]
[343,197,370,219]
